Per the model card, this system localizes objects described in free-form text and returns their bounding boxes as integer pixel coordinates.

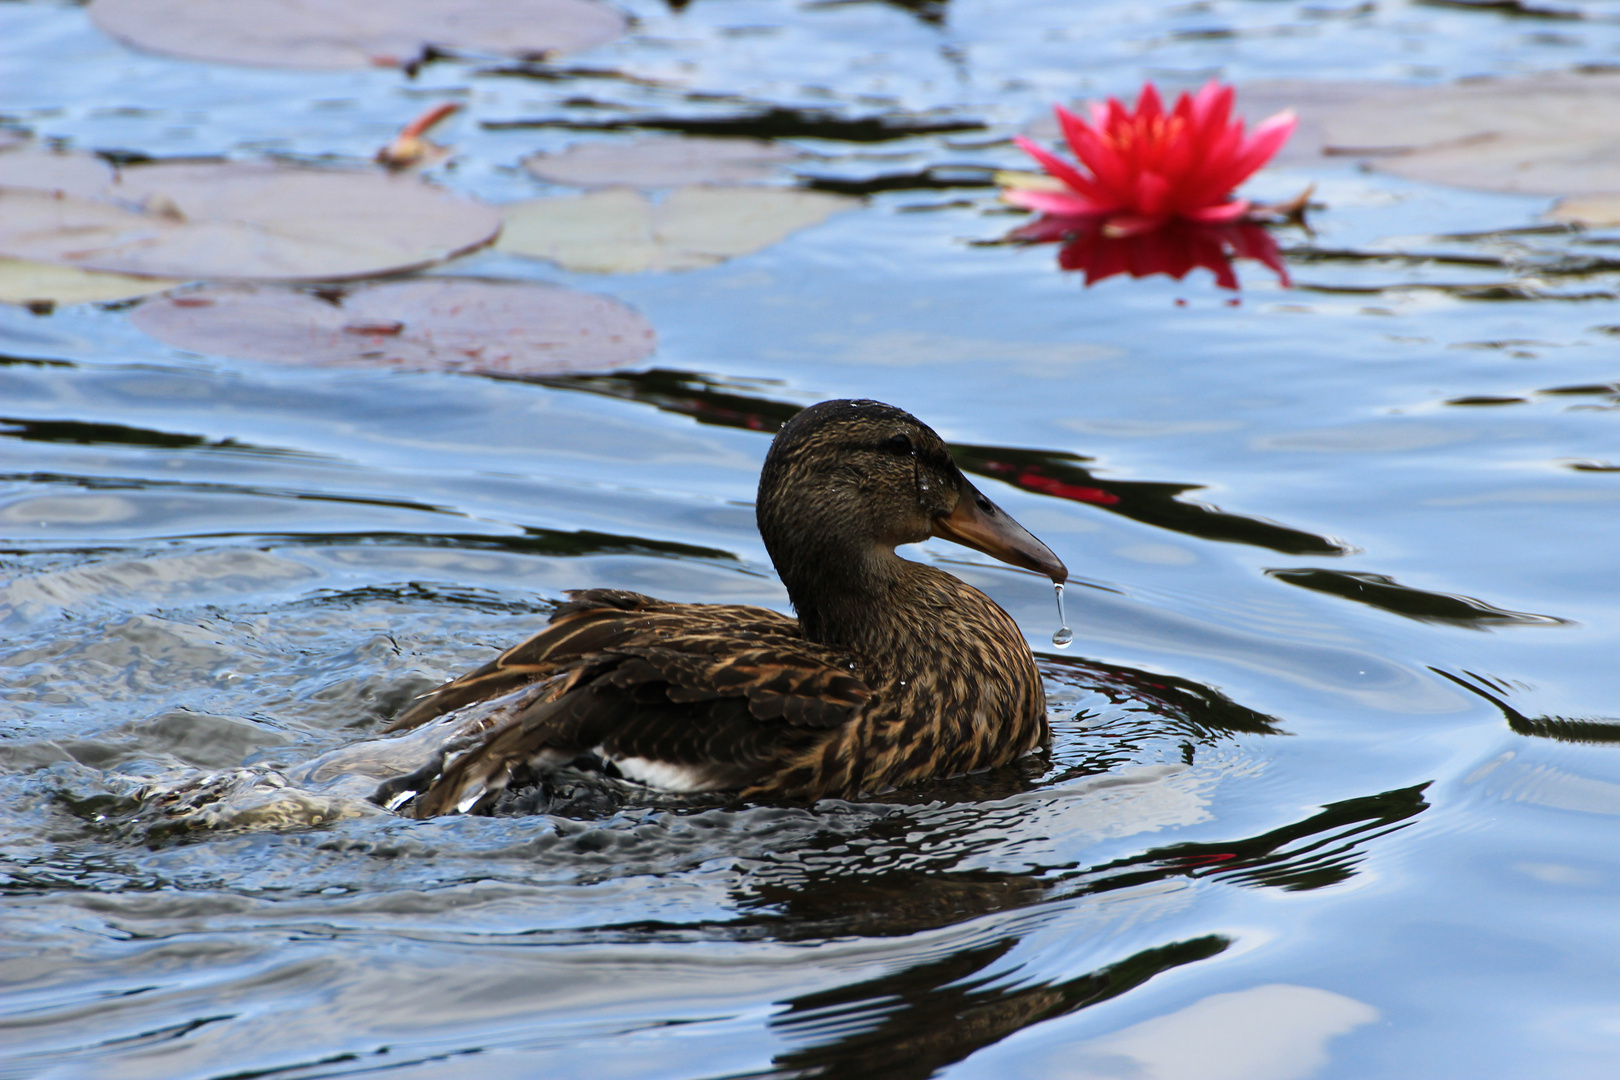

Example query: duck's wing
[378,590,874,816]
[385,589,802,733]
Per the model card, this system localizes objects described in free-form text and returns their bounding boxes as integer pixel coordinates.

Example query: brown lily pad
[524,136,798,189]
[1241,73,1620,196]
[0,161,500,282]
[130,279,656,374]
[498,186,858,273]
[89,0,626,70]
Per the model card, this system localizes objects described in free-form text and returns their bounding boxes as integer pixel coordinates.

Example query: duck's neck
[779,544,939,658]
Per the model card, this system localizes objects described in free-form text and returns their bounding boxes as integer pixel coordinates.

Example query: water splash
[1052,582,1073,648]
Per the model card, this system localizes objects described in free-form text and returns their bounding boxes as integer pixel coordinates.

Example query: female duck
[377,399,1067,816]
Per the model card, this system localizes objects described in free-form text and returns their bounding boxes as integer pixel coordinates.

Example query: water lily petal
[1099,97,1134,140]
[1017,82,1297,228]
[1003,187,1108,215]
[1056,108,1133,201]
[1189,81,1235,139]
[1179,124,1247,208]
[1226,110,1299,186]
[1100,213,1167,237]
[1133,170,1174,218]
[1186,200,1250,223]
[1012,135,1110,204]
[1136,83,1165,124]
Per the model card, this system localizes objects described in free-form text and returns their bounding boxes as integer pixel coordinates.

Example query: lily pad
[524,136,798,189]
[1548,193,1620,227]
[1241,73,1620,196]
[0,257,180,308]
[129,279,656,375]
[0,161,500,281]
[498,186,858,273]
[89,0,626,70]
[0,145,116,197]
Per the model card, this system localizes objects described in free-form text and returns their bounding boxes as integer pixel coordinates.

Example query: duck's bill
[932,477,1069,583]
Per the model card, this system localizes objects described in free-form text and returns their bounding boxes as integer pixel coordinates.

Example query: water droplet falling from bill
[1052,582,1073,648]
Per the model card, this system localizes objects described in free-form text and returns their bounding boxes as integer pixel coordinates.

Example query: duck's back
[380,589,876,816]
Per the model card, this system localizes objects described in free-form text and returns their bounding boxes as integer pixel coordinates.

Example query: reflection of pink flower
[1010,215,1289,291]
[1008,82,1295,236]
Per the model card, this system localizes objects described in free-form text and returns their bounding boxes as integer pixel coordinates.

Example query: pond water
[4,1,1620,1077]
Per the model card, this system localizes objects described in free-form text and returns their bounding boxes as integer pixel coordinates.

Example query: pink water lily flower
[1009,81,1296,236]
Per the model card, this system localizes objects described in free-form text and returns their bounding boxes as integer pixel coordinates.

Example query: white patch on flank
[609,755,728,793]
[453,783,488,814]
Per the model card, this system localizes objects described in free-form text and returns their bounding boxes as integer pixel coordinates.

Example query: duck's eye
[886,433,914,455]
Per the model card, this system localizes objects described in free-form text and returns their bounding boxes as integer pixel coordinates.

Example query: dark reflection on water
[1435,668,1620,745]
[0,353,73,369]
[823,0,952,28]
[1040,654,1284,741]
[731,779,1423,941]
[209,528,738,561]
[1267,567,1567,627]
[953,444,1345,556]
[484,106,985,140]
[536,369,1348,555]
[1283,238,1620,301]
[0,415,312,457]
[769,935,1229,1080]
[1083,783,1430,894]
[800,164,998,196]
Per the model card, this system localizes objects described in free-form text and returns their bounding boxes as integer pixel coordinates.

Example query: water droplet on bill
[1052,582,1073,648]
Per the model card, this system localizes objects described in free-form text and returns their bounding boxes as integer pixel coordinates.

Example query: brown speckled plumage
[377,399,1067,816]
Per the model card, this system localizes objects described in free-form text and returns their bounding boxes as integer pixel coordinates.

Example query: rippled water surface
[5,1,1620,1077]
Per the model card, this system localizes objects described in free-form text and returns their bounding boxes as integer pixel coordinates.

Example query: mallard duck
[375,399,1067,816]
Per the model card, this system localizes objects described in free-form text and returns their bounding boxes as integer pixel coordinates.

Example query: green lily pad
[89,0,626,70]
[524,136,798,189]
[0,160,500,282]
[130,279,656,375]
[498,186,858,273]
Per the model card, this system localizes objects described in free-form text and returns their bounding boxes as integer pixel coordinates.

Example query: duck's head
[757,400,1067,619]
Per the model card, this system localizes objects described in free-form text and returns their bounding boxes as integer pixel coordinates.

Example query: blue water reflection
[5,1,1620,1078]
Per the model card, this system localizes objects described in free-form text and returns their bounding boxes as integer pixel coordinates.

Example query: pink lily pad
[89,0,626,70]
[129,279,657,375]
[1241,73,1620,197]
[0,144,117,198]
[524,136,798,189]
[0,161,500,281]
